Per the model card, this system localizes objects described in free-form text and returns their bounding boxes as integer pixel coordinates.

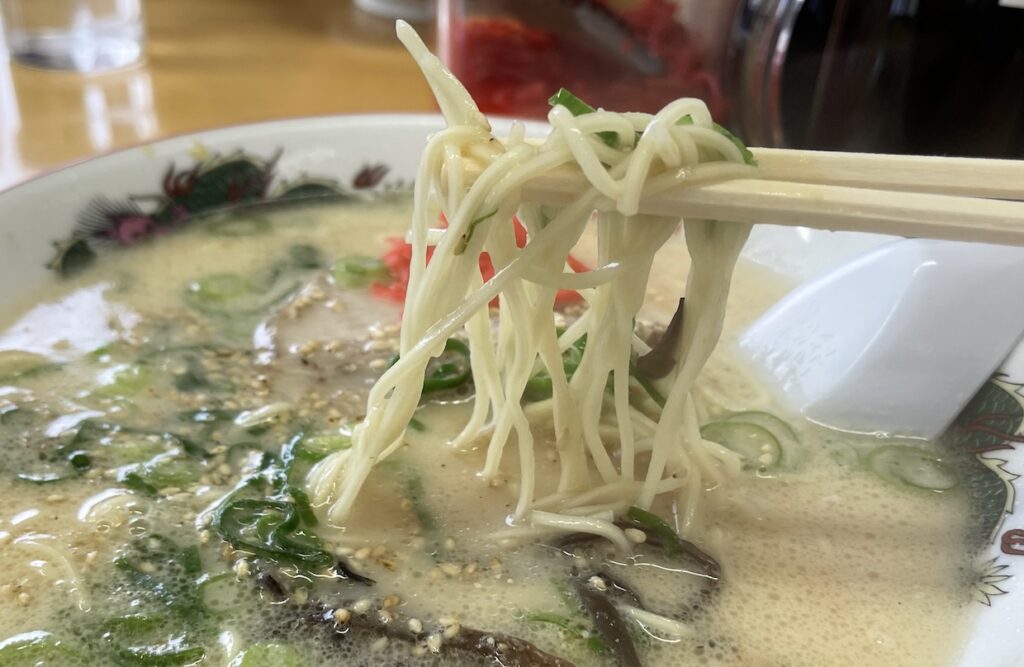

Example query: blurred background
[1,0,1022,191]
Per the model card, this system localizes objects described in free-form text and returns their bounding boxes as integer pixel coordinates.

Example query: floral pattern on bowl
[49,149,399,277]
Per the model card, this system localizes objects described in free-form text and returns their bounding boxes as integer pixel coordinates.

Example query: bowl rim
[0,112,455,197]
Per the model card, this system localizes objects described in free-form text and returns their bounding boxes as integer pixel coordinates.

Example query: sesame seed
[353,598,372,614]
[426,634,442,653]
[370,637,388,652]
[443,623,461,639]
[624,528,647,543]
[17,592,30,606]
[382,594,400,609]
[333,608,351,624]
[233,560,251,578]
[408,618,423,634]
[378,610,393,624]
[588,575,607,592]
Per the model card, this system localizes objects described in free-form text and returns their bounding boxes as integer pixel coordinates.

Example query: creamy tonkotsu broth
[0,198,973,666]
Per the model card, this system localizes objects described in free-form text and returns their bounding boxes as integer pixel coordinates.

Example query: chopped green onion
[119,456,202,494]
[712,122,757,166]
[332,256,389,288]
[624,506,721,578]
[866,445,959,492]
[67,450,92,471]
[231,643,303,667]
[94,364,152,398]
[625,506,686,559]
[455,208,499,255]
[548,88,598,116]
[523,612,606,655]
[404,469,437,533]
[287,244,323,269]
[524,335,586,402]
[100,616,206,667]
[548,88,620,147]
[288,486,319,527]
[701,421,782,469]
[424,338,472,392]
[294,432,352,462]
[0,631,83,665]
[189,273,253,302]
[114,535,204,611]
[676,114,757,166]
[402,337,473,394]
[184,270,302,319]
[629,366,666,408]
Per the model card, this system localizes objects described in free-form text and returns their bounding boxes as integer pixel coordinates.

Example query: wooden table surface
[0,0,437,190]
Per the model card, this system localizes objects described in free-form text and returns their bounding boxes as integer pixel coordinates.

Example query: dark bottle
[779,0,1024,158]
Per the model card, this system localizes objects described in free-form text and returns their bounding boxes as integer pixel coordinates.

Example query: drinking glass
[1,0,144,72]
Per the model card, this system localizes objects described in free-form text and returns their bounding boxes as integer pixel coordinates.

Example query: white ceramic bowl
[1,115,1022,664]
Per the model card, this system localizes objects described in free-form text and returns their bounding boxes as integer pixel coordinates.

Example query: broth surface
[0,198,973,666]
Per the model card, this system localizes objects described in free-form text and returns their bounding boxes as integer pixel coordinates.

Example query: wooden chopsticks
[494,146,1024,245]
[752,148,1024,201]
[617,178,1024,246]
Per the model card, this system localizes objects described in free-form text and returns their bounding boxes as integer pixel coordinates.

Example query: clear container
[437,0,740,122]
[1,0,144,72]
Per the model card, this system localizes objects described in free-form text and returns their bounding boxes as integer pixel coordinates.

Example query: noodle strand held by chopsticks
[306,21,755,542]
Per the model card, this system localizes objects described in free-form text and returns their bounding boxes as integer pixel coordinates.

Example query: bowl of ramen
[1,26,1023,667]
